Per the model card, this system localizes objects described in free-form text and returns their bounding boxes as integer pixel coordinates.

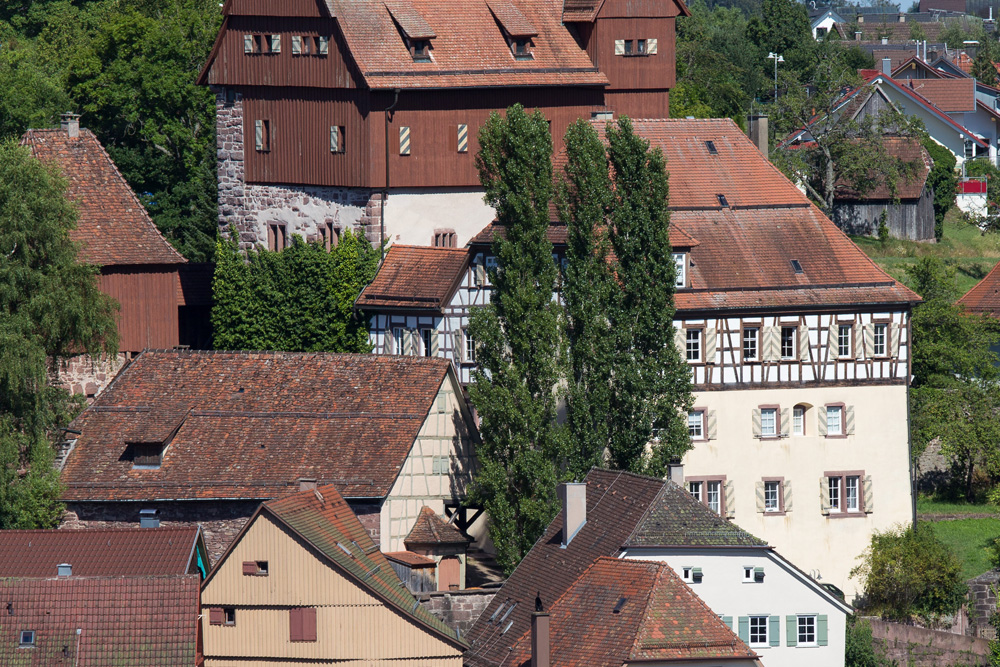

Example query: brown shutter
[242,561,258,575]
[302,607,317,642]
[210,608,224,625]
[289,608,301,641]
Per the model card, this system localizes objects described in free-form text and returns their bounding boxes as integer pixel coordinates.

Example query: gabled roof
[834,136,932,201]
[901,76,976,112]
[958,260,1000,316]
[357,245,469,311]
[503,558,758,667]
[61,350,464,502]
[405,506,472,546]
[0,575,199,666]
[0,527,203,578]
[21,128,185,267]
[211,483,466,647]
[892,56,954,79]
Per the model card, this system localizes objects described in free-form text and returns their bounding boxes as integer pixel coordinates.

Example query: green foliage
[845,616,893,667]
[0,140,119,528]
[467,105,566,574]
[211,229,379,352]
[922,139,957,240]
[990,608,1000,666]
[878,210,889,243]
[925,518,1000,579]
[851,523,967,623]
[972,36,1000,86]
[965,159,1000,229]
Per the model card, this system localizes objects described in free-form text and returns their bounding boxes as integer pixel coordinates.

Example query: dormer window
[410,39,431,62]
[512,38,533,60]
[385,0,436,62]
[672,252,687,288]
[130,443,163,469]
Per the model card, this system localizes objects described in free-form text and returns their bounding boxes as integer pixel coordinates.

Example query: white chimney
[558,482,587,547]
[57,563,72,577]
[882,57,893,75]
[668,462,685,486]
[60,113,80,139]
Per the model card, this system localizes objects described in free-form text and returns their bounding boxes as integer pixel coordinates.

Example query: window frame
[463,329,476,364]
[19,630,35,648]
[762,476,785,515]
[687,475,726,516]
[825,402,846,438]
[223,607,236,626]
[792,405,806,436]
[759,405,779,439]
[685,327,702,363]
[742,326,760,362]
[837,323,852,358]
[672,252,687,288]
[797,615,818,646]
[511,38,534,60]
[780,326,797,359]
[872,322,888,357]
[267,222,287,252]
[687,408,706,441]
[409,39,432,62]
[826,470,866,518]
[749,615,769,647]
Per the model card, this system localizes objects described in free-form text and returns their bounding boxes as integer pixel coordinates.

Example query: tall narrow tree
[468,105,565,574]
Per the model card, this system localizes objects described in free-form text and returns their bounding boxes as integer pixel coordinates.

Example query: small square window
[19,630,34,647]
[512,38,533,60]
[256,561,268,575]
[410,40,431,62]
[224,608,236,626]
[798,615,817,645]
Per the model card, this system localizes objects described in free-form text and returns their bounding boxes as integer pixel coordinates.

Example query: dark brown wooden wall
[587,18,676,92]
[605,90,670,119]
[100,267,180,352]
[226,0,326,16]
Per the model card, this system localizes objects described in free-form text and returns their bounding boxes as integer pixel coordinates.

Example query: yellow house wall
[202,514,464,663]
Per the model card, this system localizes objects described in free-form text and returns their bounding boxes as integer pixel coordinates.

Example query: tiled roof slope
[0,575,199,666]
[22,129,185,267]
[902,77,976,112]
[835,137,931,201]
[464,469,665,667]
[61,350,452,501]
[626,481,766,548]
[405,506,472,546]
[958,260,1000,316]
[468,222,697,248]
[504,558,757,667]
[0,528,200,578]
[357,245,469,310]
[263,484,465,646]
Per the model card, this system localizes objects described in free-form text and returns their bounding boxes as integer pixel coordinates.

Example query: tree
[922,139,956,240]
[971,36,1000,87]
[845,616,893,667]
[211,228,380,352]
[0,140,119,528]
[467,105,566,574]
[851,523,967,623]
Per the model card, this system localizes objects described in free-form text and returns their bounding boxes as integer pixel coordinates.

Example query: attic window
[612,597,627,614]
[512,38,533,60]
[790,259,804,274]
[131,443,163,469]
[705,141,718,155]
[410,39,431,62]
[19,631,34,648]
[717,194,729,208]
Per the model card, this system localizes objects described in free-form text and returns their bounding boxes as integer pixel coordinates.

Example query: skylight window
[612,597,627,614]
[19,631,34,648]
[717,194,729,207]
[790,259,804,274]
[705,140,718,155]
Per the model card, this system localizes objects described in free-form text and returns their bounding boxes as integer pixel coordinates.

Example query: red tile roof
[958,260,1000,316]
[385,550,437,567]
[0,575,199,666]
[61,350,458,502]
[901,77,976,112]
[0,528,201,578]
[504,558,757,667]
[405,506,472,546]
[357,245,469,311]
[835,136,931,201]
[21,128,185,267]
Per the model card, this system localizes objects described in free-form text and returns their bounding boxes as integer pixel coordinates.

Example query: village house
[200,482,465,666]
[197,0,687,250]
[21,116,212,399]
[57,350,482,566]
[360,118,920,599]
[464,469,848,667]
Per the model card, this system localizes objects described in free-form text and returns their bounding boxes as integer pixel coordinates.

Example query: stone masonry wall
[50,353,130,401]
[869,618,990,666]
[214,87,381,250]
[417,589,497,637]
[969,570,1000,639]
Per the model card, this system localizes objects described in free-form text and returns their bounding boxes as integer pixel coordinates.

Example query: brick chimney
[531,612,550,667]
[558,482,586,547]
[60,113,80,139]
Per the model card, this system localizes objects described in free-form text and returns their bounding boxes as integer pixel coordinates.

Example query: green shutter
[722,616,733,630]
[818,615,828,646]
[786,615,797,646]
[769,615,780,646]
[737,616,749,643]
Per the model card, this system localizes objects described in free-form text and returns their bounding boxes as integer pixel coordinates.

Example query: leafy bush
[845,616,894,667]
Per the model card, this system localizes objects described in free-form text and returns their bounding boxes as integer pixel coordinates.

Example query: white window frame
[780,326,796,359]
[743,566,754,582]
[673,252,686,288]
[793,405,805,436]
[464,329,476,363]
[749,615,769,646]
[688,481,702,503]
[828,476,841,512]
[826,405,843,436]
[19,630,35,647]
[706,480,721,515]
[846,475,860,512]
[873,323,887,357]
[760,408,777,438]
[764,480,780,512]
[798,615,818,646]
[743,327,759,361]
[688,410,705,439]
[686,328,702,363]
[682,566,694,582]
[392,327,404,356]
[421,329,434,357]
[838,324,852,358]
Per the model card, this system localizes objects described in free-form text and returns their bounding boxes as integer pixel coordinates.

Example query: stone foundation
[417,589,497,637]
[50,353,130,400]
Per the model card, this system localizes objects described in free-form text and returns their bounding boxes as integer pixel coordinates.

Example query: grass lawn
[852,211,1000,295]
[916,496,996,516]
[923,518,1000,580]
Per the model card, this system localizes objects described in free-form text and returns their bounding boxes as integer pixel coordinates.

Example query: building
[385,505,473,593]
[58,350,481,564]
[362,118,921,598]
[464,469,848,667]
[0,526,209,578]
[0,575,200,665]
[198,0,688,250]
[810,7,846,39]
[21,116,202,399]
[200,483,465,667]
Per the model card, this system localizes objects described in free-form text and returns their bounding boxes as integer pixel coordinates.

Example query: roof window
[790,259,804,274]
[385,0,435,62]
[705,140,718,155]
[130,442,163,469]
[717,194,729,208]
[19,631,34,648]
[487,0,537,60]
[612,597,627,614]
[409,40,431,62]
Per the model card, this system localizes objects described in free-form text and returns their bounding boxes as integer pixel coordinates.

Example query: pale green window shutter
[799,325,810,361]
[318,35,329,54]
[647,38,658,54]
[769,615,780,646]
[755,481,765,513]
[763,327,778,361]
[786,616,797,646]
[890,322,901,357]
[384,327,394,354]
[244,34,254,53]
[271,34,281,52]
[614,39,625,55]
[724,480,735,518]
[254,120,264,151]
[722,616,733,630]
[737,617,749,643]
[780,408,790,437]
[818,615,828,646]
[706,410,718,440]
[845,405,856,435]
[820,477,831,515]
[817,409,828,437]
[864,475,874,513]
[705,327,716,363]
[863,323,875,357]
[291,35,302,54]
[403,329,414,356]
[751,408,762,438]
[827,323,838,359]
[431,330,440,357]
[854,322,863,359]
[784,480,793,511]
[674,326,686,356]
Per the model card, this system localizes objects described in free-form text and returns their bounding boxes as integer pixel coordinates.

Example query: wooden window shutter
[724,480,735,518]
[890,322,901,357]
[819,477,830,515]
[737,617,749,643]
[853,322,863,359]
[457,124,468,153]
[827,323,838,359]
[289,608,302,641]
[254,120,264,151]
[754,481,765,513]
[785,616,797,646]
[722,616,733,630]
[704,327,716,363]
[863,323,875,357]
[244,34,254,53]
[242,561,258,575]
[210,607,224,625]
[647,38,658,54]
[751,408,761,438]
[399,126,411,155]
[455,329,465,361]
[475,262,486,286]
[863,475,874,513]
[614,39,625,55]
[271,34,281,52]
[818,615,829,646]
[763,327,779,361]
[706,410,717,440]
[780,408,789,437]
[674,326,685,356]
[408,330,420,356]
[845,405,855,435]
[431,330,440,357]
[783,480,792,511]
[292,35,302,54]
[385,327,394,354]
[817,409,828,437]
[798,325,810,361]
[302,607,317,641]
[318,35,329,54]
[403,329,414,356]
[768,616,780,646]
[330,126,340,153]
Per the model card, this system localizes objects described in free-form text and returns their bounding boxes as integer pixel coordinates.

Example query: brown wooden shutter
[210,608,224,625]
[242,561,258,575]
[289,608,302,641]
[301,607,317,641]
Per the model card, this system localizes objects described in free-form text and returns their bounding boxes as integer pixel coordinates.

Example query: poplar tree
[468,105,565,574]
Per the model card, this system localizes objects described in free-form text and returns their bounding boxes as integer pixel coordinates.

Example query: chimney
[668,462,684,486]
[882,57,892,75]
[855,31,862,41]
[558,482,586,547]
[297,477,318,491]
[139,508,159,528]
[881,36,889,45]
[60,113,80,139]
[748,115,768,158]
[57,563,72,577]
[531,613,550,667]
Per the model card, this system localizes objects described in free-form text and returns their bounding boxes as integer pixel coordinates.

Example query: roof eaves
[765,550,855,615]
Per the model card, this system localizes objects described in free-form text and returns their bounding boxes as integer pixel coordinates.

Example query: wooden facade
[99,266,181,352]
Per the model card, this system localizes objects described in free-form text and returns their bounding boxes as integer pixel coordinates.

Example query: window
[410,39,431,61]
[760,407,777,438]
[828,476,840,512]
[826,405,842,436]
[464,329,476,363]
[292,35,307,55]
[688,480,702,503]
[399,126,411,155]
[673,252,686,288]
[330,125,345,153]
[224,607,236,626]
[421,329,434,357]
[433,230,457,247]
[816,26,828,37]
[392,327,404,356]
[705,140,718,155]
[965,139,975,160]
[717,193,729,207]
[838,324,851,357]
[254,119,270,152]
[131,443,162,469]
[432,455,449,474]
[267,222,287,251]
[244,34,261,54]
[682,566,693,582]
[637,38,647,54]
[319,223,339,251]
[793,405,805,436]
[846,475,860,511]
[19,631,34,648]
[685,328,701,362]
[781,327,796,359]
[512,38,533,60]
[749,616,768,646]
[743,327,759,361]
[623,39,634,55]
[242,561,268,576]
[289,607,317,642]
[872,323,887,357]
[827,473,866,515]
[743,566,753,582]
[316,36,329,55]
[798,615,817,645]
[687,479,727,515]
[688,410,705,439]
[267,34,281,52]
[764,480,780,512]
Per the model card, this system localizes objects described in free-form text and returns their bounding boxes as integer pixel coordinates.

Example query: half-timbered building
[359,117,921,599]
[198,0,688,250]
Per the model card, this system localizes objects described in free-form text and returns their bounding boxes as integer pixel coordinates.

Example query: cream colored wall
[383,189,494,248]
[382,375,481,555]
[202,513,464,663]
[681,384,912,599]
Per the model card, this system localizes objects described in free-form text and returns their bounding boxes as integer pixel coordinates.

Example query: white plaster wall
[623,548,847,667]
[958,192,988,218]
[681,383,912,600]
[383,189,495,248]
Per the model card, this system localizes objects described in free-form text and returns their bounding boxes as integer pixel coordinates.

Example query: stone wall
[969,571,1000,639]
[416,589,497,637]
[50,353,130,401]
[869,618,991,666]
